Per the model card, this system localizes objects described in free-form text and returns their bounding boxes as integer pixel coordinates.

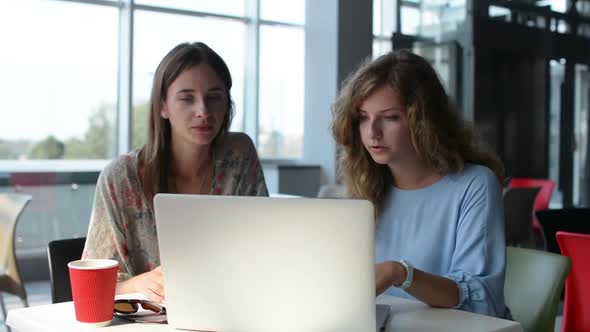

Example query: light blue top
[375,163,510,318]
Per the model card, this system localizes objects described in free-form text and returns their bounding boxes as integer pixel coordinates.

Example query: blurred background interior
[1,1,589,331]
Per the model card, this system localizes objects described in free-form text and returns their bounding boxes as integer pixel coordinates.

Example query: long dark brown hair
[139,42,234,203]
[332,50,504,211]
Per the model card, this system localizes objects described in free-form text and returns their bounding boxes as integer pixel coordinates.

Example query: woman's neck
[171,140,212,181]
[388,159,443,190]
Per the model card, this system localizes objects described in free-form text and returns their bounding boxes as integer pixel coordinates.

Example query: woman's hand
[116,266,165,303]
[375,261,407,295]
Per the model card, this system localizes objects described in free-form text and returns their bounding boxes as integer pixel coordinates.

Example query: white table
[377,296,522,332]
[7,295,522,332]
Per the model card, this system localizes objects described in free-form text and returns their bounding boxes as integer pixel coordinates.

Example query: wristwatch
[397,260,414,290]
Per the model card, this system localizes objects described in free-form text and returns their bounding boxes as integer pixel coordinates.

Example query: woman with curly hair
[332,50,510,318]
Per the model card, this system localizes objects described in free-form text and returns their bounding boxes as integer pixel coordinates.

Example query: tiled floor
[1,281,564,332]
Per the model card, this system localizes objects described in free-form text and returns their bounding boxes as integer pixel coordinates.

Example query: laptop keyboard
[376,304,391,331]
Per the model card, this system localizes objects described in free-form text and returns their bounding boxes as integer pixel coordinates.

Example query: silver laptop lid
[154,194,376,332]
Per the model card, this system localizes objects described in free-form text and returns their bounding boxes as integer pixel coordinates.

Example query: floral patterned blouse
[82,132,268,281]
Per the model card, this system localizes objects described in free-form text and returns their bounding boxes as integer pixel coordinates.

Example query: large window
[0,0,305,162]
[372,0,467,58]
[0,0,119,160]
[0,0,305,256]
[257,0,305,158]
[258,25,304,158]
[372,0,463,98]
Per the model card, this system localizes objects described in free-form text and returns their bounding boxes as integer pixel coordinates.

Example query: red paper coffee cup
[68,259,119,326]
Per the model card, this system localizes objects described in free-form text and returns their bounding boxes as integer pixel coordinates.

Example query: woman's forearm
[404,268,460,308]
[380,261,460,308]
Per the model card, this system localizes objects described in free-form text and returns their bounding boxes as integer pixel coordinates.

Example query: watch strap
[398,260,414,290]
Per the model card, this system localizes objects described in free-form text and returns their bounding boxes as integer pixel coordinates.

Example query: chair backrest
[504,247,571,332]
[509,178,555,212]
[556,231,590,332]
[503,187,540,248]
[536,208,590,254]
[47,237,86,303]
[317,184,347,199]
[0,193,32,300]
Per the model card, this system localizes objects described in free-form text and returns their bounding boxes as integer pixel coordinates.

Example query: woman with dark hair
[332,50,510,318]
[83,42,268,302]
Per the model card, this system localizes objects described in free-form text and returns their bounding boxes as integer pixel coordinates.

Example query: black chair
[536,208,590,255]
[47,237,86,303]
[503,187,541,248]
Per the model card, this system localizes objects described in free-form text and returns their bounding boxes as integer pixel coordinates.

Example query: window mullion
[243,0,260,146]
[117,0,134,154]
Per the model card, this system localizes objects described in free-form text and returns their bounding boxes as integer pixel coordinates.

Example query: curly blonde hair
[332,50,504,211]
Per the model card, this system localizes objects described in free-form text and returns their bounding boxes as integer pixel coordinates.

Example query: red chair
[556,231,590,332]
[509,178,555,235]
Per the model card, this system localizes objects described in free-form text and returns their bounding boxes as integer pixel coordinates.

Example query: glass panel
[258,25,304,159]
[417,0,466,39]
[133,11,246,149]
[489,5,511,20]
[374,0,397,37]
[135,0,245,17]
[1,179,96,251]
[401,6,421,35]
[574,64,589,205]
[260,0,305,25]
[537,0,568,13]
[548,60,564,207]
[373,39,392,58]
[0,0,118,160]
[373,0,381,35]
[413,42,460,103]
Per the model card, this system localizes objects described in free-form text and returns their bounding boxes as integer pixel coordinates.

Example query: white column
[303,0,373,186]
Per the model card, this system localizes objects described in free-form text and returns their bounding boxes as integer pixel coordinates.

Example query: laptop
[154,194,384,332]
